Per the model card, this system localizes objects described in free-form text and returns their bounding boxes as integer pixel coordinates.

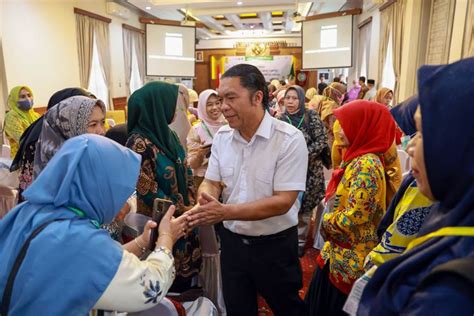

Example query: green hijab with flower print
[127,81,189,205]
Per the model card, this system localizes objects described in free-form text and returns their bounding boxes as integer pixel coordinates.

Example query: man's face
[218,77,261,130]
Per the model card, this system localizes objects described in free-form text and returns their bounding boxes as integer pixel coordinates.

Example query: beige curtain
[357,22,372,77]
[135,33,145,85]
[91,19,111,108]
[463,0,474,57]
[122,27,145,96]
[75,14,94,89]
[378,6,393,91]
[122,28,133,96]
[391,0,406,105]
[426,0,456,64]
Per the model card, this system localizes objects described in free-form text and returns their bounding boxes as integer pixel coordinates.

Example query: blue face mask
[18,99,33,111]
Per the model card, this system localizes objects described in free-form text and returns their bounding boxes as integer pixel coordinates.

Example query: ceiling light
[237,1,243,5]
[145,6,151,10]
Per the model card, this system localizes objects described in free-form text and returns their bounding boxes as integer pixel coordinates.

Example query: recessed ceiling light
[237,1,243,5]
[145,6,151,10]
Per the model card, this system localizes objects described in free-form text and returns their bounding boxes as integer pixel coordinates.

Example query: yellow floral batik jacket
[320,153,386,294]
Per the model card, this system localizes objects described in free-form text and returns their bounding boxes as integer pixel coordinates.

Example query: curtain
[463,0,474,57]
[75,14,94,89]
[426,0,456,64]
[378,6,393,91]
[391,0,406,105]
[122,28,133,96]
[91,19,111,109]
[122,27,145,96]
[135,32,145,85]
[358,22,372,78]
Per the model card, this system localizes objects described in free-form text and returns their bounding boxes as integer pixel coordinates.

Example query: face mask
[18,99,33,111]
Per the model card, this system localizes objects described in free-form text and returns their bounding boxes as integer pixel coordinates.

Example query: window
[380,30,396,91]
[88,35,109,108]
[360,45,367,78]
[129,38,143,94]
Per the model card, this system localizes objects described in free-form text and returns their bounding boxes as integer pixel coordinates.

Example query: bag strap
[1,218,69,316]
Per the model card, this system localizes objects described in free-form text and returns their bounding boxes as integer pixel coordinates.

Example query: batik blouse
[127,133,202,293]
[319,153,386,294]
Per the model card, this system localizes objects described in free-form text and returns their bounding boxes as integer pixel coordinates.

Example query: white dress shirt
[205,111,308,236]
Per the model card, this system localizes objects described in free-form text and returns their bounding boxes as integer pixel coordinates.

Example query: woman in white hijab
[186,89,226,189]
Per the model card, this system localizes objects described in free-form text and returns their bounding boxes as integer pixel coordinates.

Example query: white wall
[2,0,80,108]
[1,0,144,108]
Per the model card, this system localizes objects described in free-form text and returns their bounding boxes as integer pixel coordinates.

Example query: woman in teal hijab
[0,135,189,315]
[127,81,202,293]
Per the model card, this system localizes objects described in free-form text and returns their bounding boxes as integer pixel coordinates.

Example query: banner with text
[224,56,293,81]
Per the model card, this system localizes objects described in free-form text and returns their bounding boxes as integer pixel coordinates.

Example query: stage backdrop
[223,55,293,81]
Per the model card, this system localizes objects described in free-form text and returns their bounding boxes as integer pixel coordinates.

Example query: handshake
[141,192,225,249]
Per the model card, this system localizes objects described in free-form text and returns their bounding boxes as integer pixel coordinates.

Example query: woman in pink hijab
[186,89,226,189]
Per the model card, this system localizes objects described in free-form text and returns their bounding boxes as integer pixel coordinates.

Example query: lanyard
[68,206,100,229]
[406,226,474,251]
[201,121,214,139]
[286,115,305,129]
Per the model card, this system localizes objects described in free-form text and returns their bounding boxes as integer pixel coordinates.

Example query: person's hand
[158,205,189,244]
[198,145,211,159]
[187,192,226,228]
[137,220,158,247]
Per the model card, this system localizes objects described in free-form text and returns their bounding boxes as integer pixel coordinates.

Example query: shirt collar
[232,110,273,143]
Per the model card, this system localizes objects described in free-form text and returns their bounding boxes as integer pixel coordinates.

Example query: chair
[397,150,410,174]
[199,225,226,315]
[106,111,126,125]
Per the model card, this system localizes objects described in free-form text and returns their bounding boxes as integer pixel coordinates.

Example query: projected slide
[146,24,196,77]
[302,15,353,69]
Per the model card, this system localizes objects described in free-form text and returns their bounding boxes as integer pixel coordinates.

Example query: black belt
[225,225,296,245]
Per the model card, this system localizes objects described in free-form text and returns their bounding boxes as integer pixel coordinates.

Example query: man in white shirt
[188,64,308,316]
[363,79,377,100]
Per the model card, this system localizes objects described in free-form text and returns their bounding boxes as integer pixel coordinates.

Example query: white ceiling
[126,0,363,39]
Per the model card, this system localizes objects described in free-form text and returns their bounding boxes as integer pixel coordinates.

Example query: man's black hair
[359,76,366,83]
[221,64,269,109]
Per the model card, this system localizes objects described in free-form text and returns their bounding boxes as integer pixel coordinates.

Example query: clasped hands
[138,192,224,247]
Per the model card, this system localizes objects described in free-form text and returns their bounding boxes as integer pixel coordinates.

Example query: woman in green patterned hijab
[127,81,201,293]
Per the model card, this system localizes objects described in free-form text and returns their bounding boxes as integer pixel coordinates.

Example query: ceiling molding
[305,8,362,21]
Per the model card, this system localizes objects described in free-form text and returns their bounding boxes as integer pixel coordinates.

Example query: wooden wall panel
[194,47,318,93]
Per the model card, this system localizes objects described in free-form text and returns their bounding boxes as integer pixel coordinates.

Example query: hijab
[375,87,393,105]
[325,101,395,201]
[127,81,189,204]
[196,89,226,144]
[10,88,91,171]
[280,85,306,129]
[305,87,317,101]
[33,96,105,178]
[5,85,39,124]
[0,135,140,315]
[377,95,420,238]
[318,82,346,121]
[105,123,128,146]
[390,95,418,137]
[358,57,474,315]
[169,84,192,149]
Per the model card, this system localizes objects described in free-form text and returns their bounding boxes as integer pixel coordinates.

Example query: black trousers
[219,225,305,316]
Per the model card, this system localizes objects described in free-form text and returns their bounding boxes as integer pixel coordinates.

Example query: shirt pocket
[255,168,274,196]
[220,167,234,188]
